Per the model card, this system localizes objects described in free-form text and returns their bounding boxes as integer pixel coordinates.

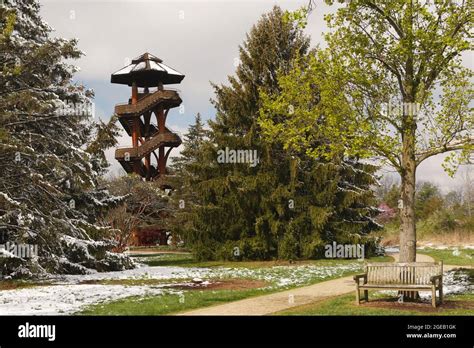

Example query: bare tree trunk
[398,138,419,301]
[399,0,417,266]
[399,74,419,299]
[399,6,418,292]
[399,159,416,263]
[464,167,472,217]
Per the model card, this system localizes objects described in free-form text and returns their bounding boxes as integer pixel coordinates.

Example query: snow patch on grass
[0,262,364,315]
[378,270,473,301]
[0,284,169,315]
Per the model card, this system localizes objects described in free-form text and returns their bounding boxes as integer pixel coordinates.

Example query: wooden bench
[353,262,443,308]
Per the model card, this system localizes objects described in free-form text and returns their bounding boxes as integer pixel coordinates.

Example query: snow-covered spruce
[0,0,132,278]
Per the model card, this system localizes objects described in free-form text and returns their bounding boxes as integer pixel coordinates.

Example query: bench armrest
[353,273,367,284]
[430,274,442,284]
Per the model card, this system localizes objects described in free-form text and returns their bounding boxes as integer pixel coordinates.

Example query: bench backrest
[365,262,443,285]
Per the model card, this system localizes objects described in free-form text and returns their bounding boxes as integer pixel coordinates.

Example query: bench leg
[432,286,437,308]
[364,290,368,303]
[439,284,443,304]
[355,285,360,305]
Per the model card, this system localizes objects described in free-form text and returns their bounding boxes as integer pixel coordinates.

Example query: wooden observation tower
[111,53,184,186]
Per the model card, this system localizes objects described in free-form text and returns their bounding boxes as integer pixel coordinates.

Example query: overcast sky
[39,0,472,192]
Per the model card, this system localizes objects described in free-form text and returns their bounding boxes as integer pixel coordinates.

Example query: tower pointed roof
[111,52,185,87]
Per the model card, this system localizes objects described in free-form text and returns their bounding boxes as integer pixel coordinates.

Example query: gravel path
[178,273,357,315]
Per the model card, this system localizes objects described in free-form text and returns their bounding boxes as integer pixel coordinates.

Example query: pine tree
[171,6,381,261]
[171,113,208,175]
[167,113,209,245]
[86,115,122,176]
[0,0,132,278]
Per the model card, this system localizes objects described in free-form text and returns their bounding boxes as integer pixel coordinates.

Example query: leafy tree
[259,0,473,263]
[0,0,131,277]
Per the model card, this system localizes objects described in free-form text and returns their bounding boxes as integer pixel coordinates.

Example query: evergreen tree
[171,113,208,174]
[168,113,209,245]
[0,0,132,278]
[384,185,401,211]
[171,6,381,261]
[415,182,443,220]
[86,115,122,176]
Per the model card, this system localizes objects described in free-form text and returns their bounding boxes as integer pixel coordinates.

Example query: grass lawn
[78,255,393,315]
[79,287,271,315]
[78,278,192,286]
[275,291,474,316]
[417,248,474,266]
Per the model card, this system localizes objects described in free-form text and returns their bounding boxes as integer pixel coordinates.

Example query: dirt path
[178,253,453,316]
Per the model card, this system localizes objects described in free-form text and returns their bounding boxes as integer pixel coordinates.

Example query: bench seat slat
[360,284,433,290]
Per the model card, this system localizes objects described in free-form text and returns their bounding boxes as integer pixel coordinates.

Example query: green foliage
[277,231,299,260]
[418,208,469,235]
[167,113,209,246]
[384,185,401,210]
[260,0,473,177]
[415,182,443,220]
[433,210,459,231]
[260,4,473,169]
[0,11,15,42]
[169,6,381,261]
[86,115,121,175]
[282,7,308,29]
[380,179,474,240]
[260,1,473,262]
